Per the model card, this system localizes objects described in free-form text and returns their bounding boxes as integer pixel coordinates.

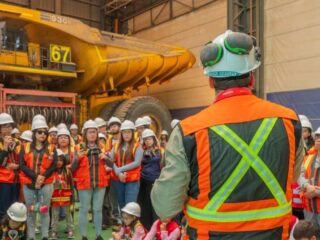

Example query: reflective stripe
[293,189,301,194]
[187,118,290,222]
[293,198,302,204]
[304,155,314,170]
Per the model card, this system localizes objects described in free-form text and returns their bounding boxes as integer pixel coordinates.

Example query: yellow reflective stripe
[304,154,314,170]
[211,120,287,206]
[206,118,277,211]
[187,201,291,222]
[51,197,70,201]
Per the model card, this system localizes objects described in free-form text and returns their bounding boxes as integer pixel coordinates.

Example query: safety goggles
[201,32,256,67]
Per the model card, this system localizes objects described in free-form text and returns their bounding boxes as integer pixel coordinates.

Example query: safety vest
[0,139,20,184]
[72,135,83,145]
[51,170,73,206]
[155,220,180,240]
[0,223,26,240]
[72,144,109,190]
[123,220,146,239]
[292,182,303,209]
[112,142,140,182]
[180,91,298,239]
[19,143,56,185]
[303,153,320,213]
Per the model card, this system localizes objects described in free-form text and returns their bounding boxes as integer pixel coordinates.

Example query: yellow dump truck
[0,3,195,133]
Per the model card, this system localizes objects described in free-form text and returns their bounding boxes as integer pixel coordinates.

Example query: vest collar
[214,87,252,103]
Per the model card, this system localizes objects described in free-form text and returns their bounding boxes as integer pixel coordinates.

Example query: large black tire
[99,100,125,121]
[113,96,172,135]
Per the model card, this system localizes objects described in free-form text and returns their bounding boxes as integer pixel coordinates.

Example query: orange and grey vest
[180,92,299,240]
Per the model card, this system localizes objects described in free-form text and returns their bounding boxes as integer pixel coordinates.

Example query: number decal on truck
[50,44,71,63]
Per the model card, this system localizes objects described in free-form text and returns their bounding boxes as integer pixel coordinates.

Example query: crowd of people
[0,111,183,240]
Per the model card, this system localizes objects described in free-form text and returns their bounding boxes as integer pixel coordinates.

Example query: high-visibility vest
[303,153,320,213]
[0,139,20,183]
[180,92,298,239]
[292,182,303,209]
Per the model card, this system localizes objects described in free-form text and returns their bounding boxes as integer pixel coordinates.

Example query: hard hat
[108,117,121,126]
[49,127,58,133]
[315,127,320,135]
[57,123,67,130]
[301,119,313,130]
[121,202,141,217]
[0,113,14,125]
[32,114,46,122]
[299,115,309,122]
[142,129,156,139]
[32,119,48,131]
[11,128,20,134]
[56,149,65,157]
[20,130,33,142]
[142,116,152,125]
[83,119,98,131]
[99,133,107,140]
[7,202,27,222]
[94,117,106,128]
[171,119,180,129]
[161,130,169,136]
[135,118,146,128]
[200,30,261,78]
[57,128,71,137]
[120,120,136,131]
[70,124,78,130]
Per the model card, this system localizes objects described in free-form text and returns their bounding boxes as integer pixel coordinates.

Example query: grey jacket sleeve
[151,127,190,219]
[117,146,143,172]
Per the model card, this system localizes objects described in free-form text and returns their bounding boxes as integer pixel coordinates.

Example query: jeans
[111,180,140,209]
[51,205,74,233]
[0,183,19,219]
[23,184,53,239]
[78,187,106,237]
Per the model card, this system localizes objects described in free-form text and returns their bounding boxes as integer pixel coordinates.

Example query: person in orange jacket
[0,113,20,220]
[71,119,109,240]
[69,124,83,145]
[151,30,304,239]
[19,116,57,240]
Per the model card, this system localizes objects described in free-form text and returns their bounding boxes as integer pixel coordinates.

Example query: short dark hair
[293,220,318,239]
[213,73,250,91]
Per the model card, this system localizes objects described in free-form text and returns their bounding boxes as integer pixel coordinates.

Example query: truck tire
[113,96,172,135]
[99,100,125,121]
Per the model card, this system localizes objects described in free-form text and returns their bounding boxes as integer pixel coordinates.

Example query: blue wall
[267,89,320,129]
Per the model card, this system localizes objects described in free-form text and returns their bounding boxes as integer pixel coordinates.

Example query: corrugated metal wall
[132,0,227,112]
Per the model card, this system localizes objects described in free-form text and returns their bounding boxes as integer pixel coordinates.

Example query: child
[112,202,146,240]
[0,202,27,240]
[50,149,74,239]
[293,220,317,240]
[159,130,169,149]
[144,218,180,240]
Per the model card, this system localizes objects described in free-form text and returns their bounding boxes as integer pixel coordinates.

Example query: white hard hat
[108,117,121,126]
[83,119,98,131]
[299,115,309,122]
[56,149,65,157]
[161,130,169,136]
[142,129,156,139]
[11,128,20,134]
[142,116,152,125]
[94,117,106,128]
[201,30,261,78]
[121,202,141,217]
[301,119,313,130]
[57,128,71,137]
[135,118,146,128]
[171,119,180,129]
[0,113,14,125]
[120,120,136,131]
[315,127,320,135]
[32,119,48,131]
[57,123,67,130]
[20,130,33,142]
[70,124,78,130]
[49,127,58,133]
[7,202,27,222]
[32,114,46,122]
[99,133,107,140]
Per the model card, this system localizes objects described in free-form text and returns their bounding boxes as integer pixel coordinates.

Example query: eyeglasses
[36,130,48,135]
[200,32,257,67]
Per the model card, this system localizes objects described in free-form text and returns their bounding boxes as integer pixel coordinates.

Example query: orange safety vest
[111,142,140,182]
[19,143,56,185]
[0,139,20,183]
[303,153,320,213]
[51,170,73,206]
[180,92,298,239]
[72,144,109,190]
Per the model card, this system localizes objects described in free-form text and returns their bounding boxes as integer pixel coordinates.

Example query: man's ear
[209,77,215,89]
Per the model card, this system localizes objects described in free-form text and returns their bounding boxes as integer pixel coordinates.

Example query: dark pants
[138,178,158,230]
[102,186,112,225]
[0,183,19,219]
[293,207,305,220]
